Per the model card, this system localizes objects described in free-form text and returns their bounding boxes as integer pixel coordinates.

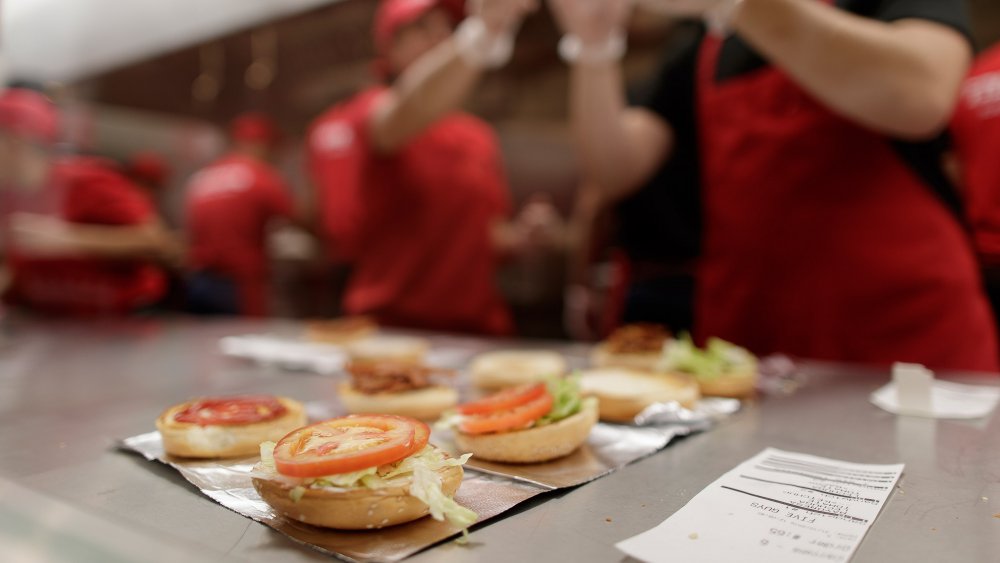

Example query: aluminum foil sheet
[120,431,547,563]
[436,399,736,490]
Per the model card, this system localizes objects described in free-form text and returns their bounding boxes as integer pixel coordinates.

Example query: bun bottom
[454,398,598,463]
[156,397,307,459]
[580,369,700,423]
[252,463,463,530]
[696,368,757,398]
[337,383,458,420]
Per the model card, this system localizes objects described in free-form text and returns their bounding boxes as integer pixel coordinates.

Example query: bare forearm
[734,0,971,139]
[369,39,482,153]
[565,184,603,285]
[570,62,636,194]
[68,224,175,259]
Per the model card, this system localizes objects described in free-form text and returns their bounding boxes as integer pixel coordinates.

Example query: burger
[441,378,598,463]
[578,367,700,423]
[338,360,458,420]
[658,333,759,398]
[252,414,476,531]
[590,323,672,371]
[156,395,307,458]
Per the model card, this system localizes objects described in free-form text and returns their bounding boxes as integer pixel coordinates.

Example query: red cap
[230,113,281,146]
[0,88,59,144]
[373,0,440,54]
[126,151,169,189]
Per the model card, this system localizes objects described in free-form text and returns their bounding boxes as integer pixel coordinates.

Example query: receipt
[617,448,904,563]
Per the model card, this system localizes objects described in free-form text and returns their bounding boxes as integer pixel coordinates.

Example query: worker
[306,0,548,335]
[549,0,998,370]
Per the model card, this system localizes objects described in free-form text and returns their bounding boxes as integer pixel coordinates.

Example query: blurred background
[2,0,1000,339]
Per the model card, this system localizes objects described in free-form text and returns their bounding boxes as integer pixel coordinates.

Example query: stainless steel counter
[1,317,997,562]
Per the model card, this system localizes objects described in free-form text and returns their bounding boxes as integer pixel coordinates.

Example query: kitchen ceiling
[2,0,339,83]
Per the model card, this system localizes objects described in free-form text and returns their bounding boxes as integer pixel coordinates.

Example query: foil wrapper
[437,400,736,489]
[633,397,742,426]
[120,432,547,563]
[219,335,475,375]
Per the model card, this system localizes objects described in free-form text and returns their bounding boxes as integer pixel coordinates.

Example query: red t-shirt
[184,153,294,315]
[308,88,513,336]
[7,157,166,315]
[952,44,1000,264]
[307,89,383,262]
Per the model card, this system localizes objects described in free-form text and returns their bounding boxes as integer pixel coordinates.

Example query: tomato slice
[457,383,548,415]
[174,395,287,426]
[459,391,554,435]
[273,415,428,478]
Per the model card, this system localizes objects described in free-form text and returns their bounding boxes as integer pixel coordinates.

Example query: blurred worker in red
[551,0,997,371]
[307,0,549,336]
[0,88,176,316]
[949,43,1000,339]
[124,151,171,213]
[184,113,297,316]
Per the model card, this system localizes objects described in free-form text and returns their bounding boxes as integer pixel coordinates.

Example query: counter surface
[1,318,997,562]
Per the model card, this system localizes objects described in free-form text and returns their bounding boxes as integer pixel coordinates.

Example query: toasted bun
[579,368,700,423]
[692,365,758,398]
[304,316,377,345]
[252,458,463,529]
[589,342,663,372]
[346,336,429,364]
[454,398,598,463]
[337,383,458,420]
[469,350,567,389]
[156,397,307,459]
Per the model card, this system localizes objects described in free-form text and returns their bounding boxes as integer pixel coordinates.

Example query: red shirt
[308,88,513,335]
[952,44,1000,264]
[7,157,166,315]
[184,153,294,315]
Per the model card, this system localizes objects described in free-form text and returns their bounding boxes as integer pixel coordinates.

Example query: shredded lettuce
[410,462,478,530]
[658,333,756,380]
[259,441,277,472]
[256,443,477,533]
[434,409,464,432]
[536,376,583,426]
[311,465,381,488]
[437,377,585,432]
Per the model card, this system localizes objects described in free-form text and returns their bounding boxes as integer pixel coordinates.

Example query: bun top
[579,368,698,400]
[470,350,567,387]
[346,335,429,362]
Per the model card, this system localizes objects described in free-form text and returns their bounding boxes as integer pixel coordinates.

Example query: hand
[512,193,567,254]
[468,0,539,37]
[548,0,632,44]
[564,284,602,341]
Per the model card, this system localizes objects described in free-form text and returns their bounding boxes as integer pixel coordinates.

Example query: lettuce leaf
[256,443,477,533]
[259,441,277,472]
[410,462,478,530]
[535,376,583,426]
[658,333,756,381]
